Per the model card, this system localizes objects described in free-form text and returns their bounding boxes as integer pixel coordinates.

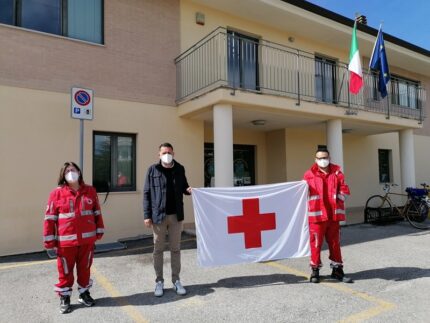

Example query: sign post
[71,87,94,171]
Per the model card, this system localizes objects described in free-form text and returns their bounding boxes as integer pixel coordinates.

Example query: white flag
[192,181,310,267]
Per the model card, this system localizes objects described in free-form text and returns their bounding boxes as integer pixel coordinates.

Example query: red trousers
[54,244,94,296]
[309,220,342,268]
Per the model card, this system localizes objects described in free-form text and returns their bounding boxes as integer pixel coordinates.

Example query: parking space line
[0,259,55,270]
[265,261,396,322]
[92,265,149,323]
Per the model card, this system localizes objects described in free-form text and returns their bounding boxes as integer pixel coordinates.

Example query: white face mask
[316,158,330,168]
[161,153,173,164]
[65,171,80,183]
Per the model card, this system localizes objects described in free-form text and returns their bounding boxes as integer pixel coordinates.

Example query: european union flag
[369,28,390,98]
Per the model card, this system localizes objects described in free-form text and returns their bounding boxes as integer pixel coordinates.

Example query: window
[378,149,392,183]
[391,75,419,109]
[227,30,259,90]
[93,132,136,192]
[315,56,337,103]
[204,143,256,187]
[0,0,103,44]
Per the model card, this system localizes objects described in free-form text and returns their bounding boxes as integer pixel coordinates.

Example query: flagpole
[386,92,390,119]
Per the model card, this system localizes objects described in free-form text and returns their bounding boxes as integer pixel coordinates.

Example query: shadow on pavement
[350,266,430,282]
[94,273,306,307]
[2,223,429,263]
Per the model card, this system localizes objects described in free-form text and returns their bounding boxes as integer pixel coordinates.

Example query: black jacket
[143,160,190,224]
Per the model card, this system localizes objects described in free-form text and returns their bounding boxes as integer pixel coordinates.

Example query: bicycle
[364,183,430,230]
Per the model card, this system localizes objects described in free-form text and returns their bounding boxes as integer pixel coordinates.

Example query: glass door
[227,30,259,90]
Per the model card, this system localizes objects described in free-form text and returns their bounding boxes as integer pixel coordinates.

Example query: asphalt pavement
[1,221,429,323]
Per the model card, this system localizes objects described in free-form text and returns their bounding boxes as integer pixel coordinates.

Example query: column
[326,119,345,225]
[326,119,344,170]
[399,129,416,191]
[213,104,233,187]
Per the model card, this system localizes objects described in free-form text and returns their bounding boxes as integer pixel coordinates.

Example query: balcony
[175,27,426,122]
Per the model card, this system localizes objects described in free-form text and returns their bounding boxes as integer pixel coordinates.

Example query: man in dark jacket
[143,143,192,297]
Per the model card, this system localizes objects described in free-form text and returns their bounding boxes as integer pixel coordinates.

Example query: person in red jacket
[303,145,352,284]
[43,162,105,314]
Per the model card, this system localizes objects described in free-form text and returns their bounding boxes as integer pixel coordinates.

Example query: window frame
[0,0,104,44]
[93,131,137,193]
[314,55,338,104]
[378,149,392,184]
[390,74,420,109]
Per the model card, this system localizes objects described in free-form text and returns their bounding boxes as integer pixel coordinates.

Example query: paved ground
[1,221,429,323]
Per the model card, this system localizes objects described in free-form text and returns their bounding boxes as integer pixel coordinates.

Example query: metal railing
[175,27,426,122]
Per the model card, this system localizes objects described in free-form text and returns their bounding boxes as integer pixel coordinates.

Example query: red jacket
[43,184,105,248]
[303,163,350,223]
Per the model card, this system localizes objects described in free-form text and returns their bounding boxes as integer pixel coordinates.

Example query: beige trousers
[152,214,183,283]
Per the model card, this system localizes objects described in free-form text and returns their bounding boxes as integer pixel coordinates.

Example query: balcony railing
[175,27,426,122]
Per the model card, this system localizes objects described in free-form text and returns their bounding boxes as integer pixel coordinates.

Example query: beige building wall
[0,85,203,255]
[266,129,287,184]
[414,135,430,185]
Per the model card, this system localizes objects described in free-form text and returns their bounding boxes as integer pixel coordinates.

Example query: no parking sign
[71,87,93,120]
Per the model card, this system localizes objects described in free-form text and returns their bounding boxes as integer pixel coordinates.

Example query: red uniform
[43,184,104,296]
[303,163,350,268]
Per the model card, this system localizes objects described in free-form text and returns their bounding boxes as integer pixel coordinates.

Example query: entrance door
[204,143,256,187]
[315,56,337,103]
[227,30,259,90]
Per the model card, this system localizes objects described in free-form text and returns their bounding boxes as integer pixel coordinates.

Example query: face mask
[161,153,173,164]
[65,171,79,183]
[316,158,330,168]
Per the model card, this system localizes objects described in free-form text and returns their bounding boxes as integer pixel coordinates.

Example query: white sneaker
[154,281,164,297]
[173,280,187,296]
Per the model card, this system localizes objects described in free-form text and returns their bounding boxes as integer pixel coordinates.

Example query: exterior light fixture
[251,120,266,126]
[196,12,205,25]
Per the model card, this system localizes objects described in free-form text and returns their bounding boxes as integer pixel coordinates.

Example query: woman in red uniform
[43,162,105,314]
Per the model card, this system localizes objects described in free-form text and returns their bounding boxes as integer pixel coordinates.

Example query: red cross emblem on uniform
[227,198,276,249]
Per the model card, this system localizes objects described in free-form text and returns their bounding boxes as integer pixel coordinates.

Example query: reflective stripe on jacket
[303,163,350,223]
[43,184,105,248]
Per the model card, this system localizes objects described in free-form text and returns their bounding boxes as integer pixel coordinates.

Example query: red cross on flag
[192,181,310,267]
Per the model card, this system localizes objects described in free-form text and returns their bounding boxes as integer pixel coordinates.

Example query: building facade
[0,0,429,256]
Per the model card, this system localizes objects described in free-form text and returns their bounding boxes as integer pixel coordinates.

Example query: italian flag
[348,22,363,94]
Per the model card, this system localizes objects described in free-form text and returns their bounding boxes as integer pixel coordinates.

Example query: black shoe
[60,295,72,314]
[331,266,353,283]
[78,290,96,307]
[310,268,320,283]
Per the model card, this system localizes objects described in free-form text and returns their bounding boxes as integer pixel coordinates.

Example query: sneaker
[173,280,187,296]
[331,266,353,283]
[59,295,72,314]
[78,290,96,307]
[310,268,320,283]
[154,281,164,297]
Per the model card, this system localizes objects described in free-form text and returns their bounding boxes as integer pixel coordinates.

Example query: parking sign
[71,87,93,120]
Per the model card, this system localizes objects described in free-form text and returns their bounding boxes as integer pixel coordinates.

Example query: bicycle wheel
[405,199,430,230]
[364,195,392,223]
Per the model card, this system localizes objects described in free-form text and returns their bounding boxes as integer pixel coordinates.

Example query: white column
[213,104,233,187]
[326,119,346,225]
[399,129,416,191]
[326,119,344,170]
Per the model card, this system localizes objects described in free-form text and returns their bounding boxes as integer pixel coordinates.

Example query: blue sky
[305,0,429,50]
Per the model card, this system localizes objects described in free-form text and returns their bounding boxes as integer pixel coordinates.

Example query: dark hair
[159,142,174,150]
[57,161,84,186]
[316,145,330,155]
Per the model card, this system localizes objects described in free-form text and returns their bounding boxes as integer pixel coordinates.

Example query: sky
[305,0,429,50]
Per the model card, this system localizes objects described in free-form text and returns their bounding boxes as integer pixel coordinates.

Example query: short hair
[316,145,330,155]
[57,161,83,185]
[159,142,174,150]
